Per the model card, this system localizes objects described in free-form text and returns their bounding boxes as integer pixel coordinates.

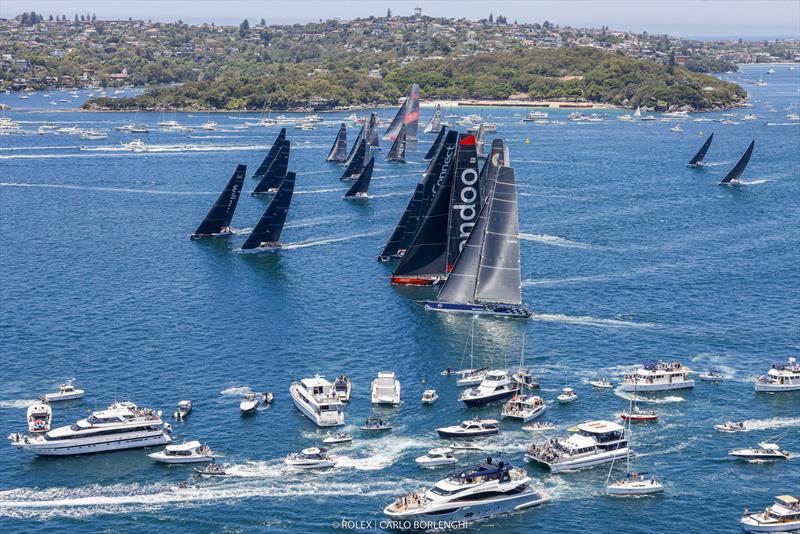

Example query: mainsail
[343,122,366,167]
[474,124,486,159]
[447,134,480,270]
[387,124,407,162]
[252,128,286,179]
[479,139,508,205]
[344,157,375,198]
[367,113,380,148]
[633,106,642,118]
[252,140,290,195]
[720,140,755,184]
[424,127,447,161]
[341,137,369,180]
[326,123,348,162]
[688,133,714,166]
[241,172,296,250]
[191,164,246,238]
[384,84,420,141]
[424,104,442,134]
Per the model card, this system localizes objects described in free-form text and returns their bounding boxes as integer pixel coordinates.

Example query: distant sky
[2,0,799,39]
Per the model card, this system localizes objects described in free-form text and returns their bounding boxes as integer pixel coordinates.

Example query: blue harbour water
[0,64,798,533]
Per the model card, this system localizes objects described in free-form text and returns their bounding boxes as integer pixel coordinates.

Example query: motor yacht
[359,417,392,431]
[557,387,578,403]
[371,371,401,405]
[590,378,613,389]
[384,459,550,524]
[332,375,351,403]
[621,361,694,392]
[198,121,217,131]
[606,471,664,496]
[525,420,629,472]
[9,402,171,456]
[715,421,747,433]
[173,400,192,421]
[459,370,516,407]
[41,379,84,402]
[289,375,345,427]
[421,389,439,405]
[456,368,488,387]
[121,139,147,152]
[194,463,227,476]
[26,403,52,433]
[437,418,500,438]
[149,441,214,463]
[699,369,726,382]
[755,358,800,392]
[522,111,549,122]
[240,392,260,414]
[79,129,107,140]
[522,422,554,432]
[323,431,352,445]
[729,442,790,461]
[741,495,800,532]
[284,447,336,469]
[415,448,458,468]
[501,394,546,423]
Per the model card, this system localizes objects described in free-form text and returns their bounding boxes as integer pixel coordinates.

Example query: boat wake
[219,386,253,397]
[519,233,591,249]
[529,313,656,329]
[0,399,37,409]
[294,187,346,195]
[737,179,771,185]
[281,231,383,250]
[738,416,800,432]
[613,387,685,404]
[1,182,214,196]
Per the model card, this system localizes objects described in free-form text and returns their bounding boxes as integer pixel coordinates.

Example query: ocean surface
[1,64,798,533]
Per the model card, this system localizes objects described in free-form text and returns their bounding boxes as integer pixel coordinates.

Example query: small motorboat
[699,369,726,382]
[173,400,192,420]
[359,417,392,431]
[240,392,260,414]
[421,389,439,405]
[149,441,214,464]
[26,403,52,433]
[333,375,351,403]
[715,421,747,433]
[590,378,613,389]
[522,422,554,432]
[79,129,107,140]
[606,472,664,496]
[323,431,352,445]
[193,463,226,476]
[729,442,790,460]
[415,448,458,468]
[621,406,658,422]
[262,392,274,405]
[437,418,500,438]
[121,139,147,152]
[41,379,84,402]
[284,447,336,469]
[557,387,578,403]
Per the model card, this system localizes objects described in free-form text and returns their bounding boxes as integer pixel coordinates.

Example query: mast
[326,123,348,162]
[191,164,246,238]
[720,140,755,184]
[241,172,296,249]
[341,138,369,180]
[688,133,713,166]
[387,124,407,162]
[424,127,447,160]
[447,134,480,271]
[252,128,286,179]
[344,157,375,198]
[252,140,290,195]
[384,84,420,141]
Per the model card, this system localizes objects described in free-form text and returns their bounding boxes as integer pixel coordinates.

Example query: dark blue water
[1,64,798,532]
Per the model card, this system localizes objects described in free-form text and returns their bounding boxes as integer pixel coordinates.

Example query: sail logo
[432,144,455,197]
[228,184,240,210]
[453,168,479,252]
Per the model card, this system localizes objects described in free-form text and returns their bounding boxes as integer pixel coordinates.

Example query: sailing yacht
[719,140,755,186]
[326,123,348,162]
[423,104,442,134]
[424,127,447,160]
[343,157,374,199]
[240,172,296,252]
[289,375,345,427]
[190,165,246,238]
[687,133,714,167]
[252,129,287,180]
[341,138,369,180]
[387,124,407,162]
[384,84,420,141]
[252,141,290,195]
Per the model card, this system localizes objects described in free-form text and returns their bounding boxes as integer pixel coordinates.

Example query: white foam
[530,313,656,329]
[740,416,800,432]
[612,386,685,404]
[219,386,252,397]
[1,182,214,196]
[282,231,383,250]
[294,187,345,195]
[0,399,38,409]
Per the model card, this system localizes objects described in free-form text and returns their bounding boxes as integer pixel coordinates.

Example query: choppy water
[1,65,798,532]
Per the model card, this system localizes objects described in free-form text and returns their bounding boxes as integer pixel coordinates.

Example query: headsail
[326,123,348,162]
[424,104,442,134]
[344,157,375,198]
[341,137,369,180]
[241,172,296,250]
[633,106,641,118]
[387,124,407,162]
[252,128,286,179]
[474,124,486,159]
[191,164,246,238]
[447,134,480,270]
[720,140,755,185]
[688,133,714,167]
[252,140,290,195]
[424,127,447,161]
[384,84,420,141]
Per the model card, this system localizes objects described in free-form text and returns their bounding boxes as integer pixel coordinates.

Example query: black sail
[378,183,421,261]
[191,164,246,238]
[367,113,379,148]
[720,140,755,184]
[475,124,486,159]
[447,134,480,270]
[241,172,296,249]
[387,124,407,162]
[479,139,508,205]
[343,122,366,167]
[252,128,286,179]
[384,84,420,141]
[345,157,375,198]
[341,138,369,180]
[252,140,290,195]
[424,127,447,160]
[688,133,714,166]
[326,123,348,162]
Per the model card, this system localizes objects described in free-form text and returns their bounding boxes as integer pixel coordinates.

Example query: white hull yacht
[149,441,214,463]
[741,495,800,533]
[755,358,800,392]
[501,394,546,422]
[459,370,516,407]
[290,375,345,427]
[371,371,401,405]
[621,361,694,392]
[41,380,84,402]
[525,420,629,472]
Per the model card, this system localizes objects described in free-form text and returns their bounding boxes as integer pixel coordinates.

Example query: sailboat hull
[240,243,282,254]
[424,301,532,318]
[391,276,445,286]
[190,231,235,239]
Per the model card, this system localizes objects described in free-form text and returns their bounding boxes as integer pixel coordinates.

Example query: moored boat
[437,418,500,438]
[525,420,629,472]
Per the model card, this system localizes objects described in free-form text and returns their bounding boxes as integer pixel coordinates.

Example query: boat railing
[389,491,425,512]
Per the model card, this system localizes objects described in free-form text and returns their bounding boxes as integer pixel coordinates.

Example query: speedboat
[590,378,613,389]
[621,361,694,392]
[41,379,84,402]
[79,129,107,140]
[459,370,516,407]
[284,447,336,469]
[332,375,351,403]
[9,402,171,456]
[501,394,546,423]
[421,389,439,405]
[437,418,500,438]
[670,126,684,132]
[121,139,147,152]
[755,358,800,392]
[715,421,747,433]
[359,417,392,431]
[621,406,658,422]
[173,400,192,420]
[557,387,578,403]
[384,459,550,524]
[741,495,800,532]
[149,441,214,463]
[323,431,352,445]
[289,375,345,427]
[699,369,726,382]
[194,463,226,476]
[456,368,488,387]
[26,403,52,433]
[371,371,401,405]
[525,420,630,472]
[729,442,790,461]
[239,392,260,414]
[522,422,554,432]
[198,121,217,131]
[415,448,458,468]
[606,471,664,496]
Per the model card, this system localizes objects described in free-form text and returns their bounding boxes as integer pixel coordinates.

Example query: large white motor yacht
[384,459,551,524]
[755,358,800,392]
[501,394,546,422]
[9,402,171,456]
[620,361,694,392]
[289,375,345,427]
[741,495,800,532]
[459,370,516,407]
[525,420,629,472]
[149,441,214,463]
[371,371,401,405]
